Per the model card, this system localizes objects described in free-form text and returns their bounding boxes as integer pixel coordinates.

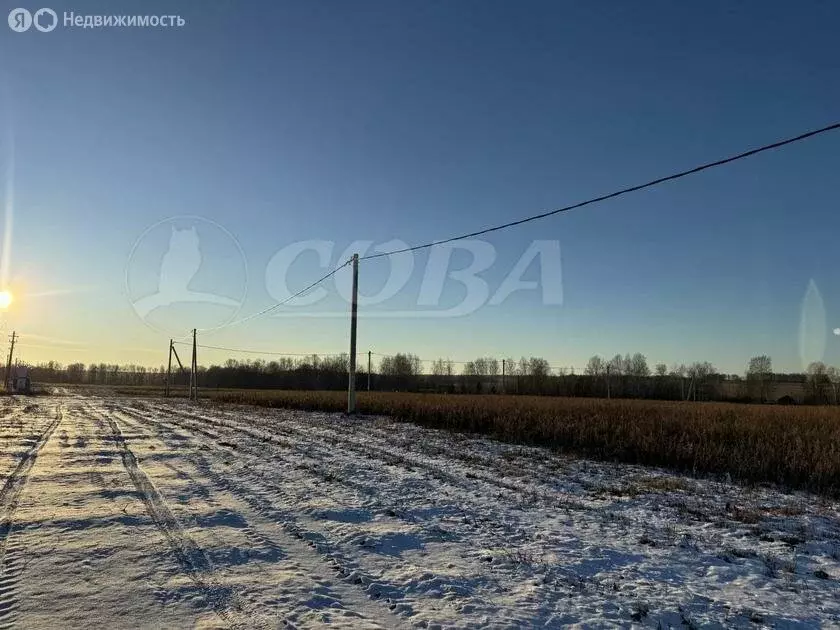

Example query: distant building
[10,366,31,393]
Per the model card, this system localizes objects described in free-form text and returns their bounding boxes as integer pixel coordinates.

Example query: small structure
[10,366,31,394]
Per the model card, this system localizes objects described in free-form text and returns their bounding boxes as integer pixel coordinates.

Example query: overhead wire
[175,342,355,358]
[161,121,840,351]
[194,260,352,334]
[360,121,840,260]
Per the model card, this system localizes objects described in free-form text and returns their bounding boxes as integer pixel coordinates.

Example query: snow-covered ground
[0,394,838,629]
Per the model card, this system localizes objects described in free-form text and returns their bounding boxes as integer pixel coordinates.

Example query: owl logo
[125,217,248,334]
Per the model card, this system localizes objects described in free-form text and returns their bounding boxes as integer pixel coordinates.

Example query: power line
[15,342,88,352]
[176,342,356,357]
[164,121,840,345]
[360,121,840,260]
[197,260,351,333]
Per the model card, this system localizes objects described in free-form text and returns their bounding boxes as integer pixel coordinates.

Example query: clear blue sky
[1,0,838,374]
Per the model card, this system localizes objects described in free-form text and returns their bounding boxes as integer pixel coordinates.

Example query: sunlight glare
[0,291,12,309]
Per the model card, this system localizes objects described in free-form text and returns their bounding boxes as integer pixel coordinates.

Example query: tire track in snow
[123,403,503,626]
[107,408,334,627]
[142,404,705,626]
[140,403,457,521]
[111,403,410,628]
[98,408,270,630]
[106,411,318,627]
[141,402,640,624]
[0,403,63,629]
[149,402,525,538]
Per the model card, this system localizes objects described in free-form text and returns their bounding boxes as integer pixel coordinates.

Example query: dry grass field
[143,389,840,496]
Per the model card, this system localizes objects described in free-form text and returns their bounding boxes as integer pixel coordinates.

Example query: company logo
[262,238,563,318]
[33,7,56,31]
[124,216,248,336]
[8,9,186,31]
[126,216,563,334]
[7,7,56,32]
[7,8,31,32]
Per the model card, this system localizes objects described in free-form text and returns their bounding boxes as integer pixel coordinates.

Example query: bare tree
[666,364,687,400]
[529,357,550,378]
[747,355,773,402]
[627,353,650,377]
[826,366,840,404]
[431,358,453,377]
[655,363,667,377]
[380,353,421,377]
[469,357,500,377]
[687,361,716,401]
[806,361,829,402]
[585,355,605,376]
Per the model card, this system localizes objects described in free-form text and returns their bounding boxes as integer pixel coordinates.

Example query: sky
[0,0,838,374]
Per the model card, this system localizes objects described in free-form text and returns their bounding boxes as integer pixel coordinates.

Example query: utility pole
[501,359,506,393]
[606,364,611,399]
[4,331,16,391]
[171,344,185,393]
[347,254,359,414]
[190,329,197,401]
[165,339,173,397]
[367,350,371,391]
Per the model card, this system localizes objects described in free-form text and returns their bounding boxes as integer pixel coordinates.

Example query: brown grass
[193,390,840,496]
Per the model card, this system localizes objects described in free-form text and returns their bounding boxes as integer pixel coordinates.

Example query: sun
[0,291,12,309]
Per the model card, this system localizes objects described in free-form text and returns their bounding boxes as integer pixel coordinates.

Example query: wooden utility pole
[190,329,197,401]
[367,350,371,391]
[165,339,173,397]
[502,359,506,393]
[4,331,16,391]
[347,254,359,414]
[171,344,186,393]
[606,364,611,399]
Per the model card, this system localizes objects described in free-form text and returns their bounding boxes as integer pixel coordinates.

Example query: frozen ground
[0,393,838,629]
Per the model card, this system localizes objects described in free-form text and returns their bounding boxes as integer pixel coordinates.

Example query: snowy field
[0,394,838,629]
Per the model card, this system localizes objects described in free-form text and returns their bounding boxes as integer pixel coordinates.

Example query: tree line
[20,352,840,404]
